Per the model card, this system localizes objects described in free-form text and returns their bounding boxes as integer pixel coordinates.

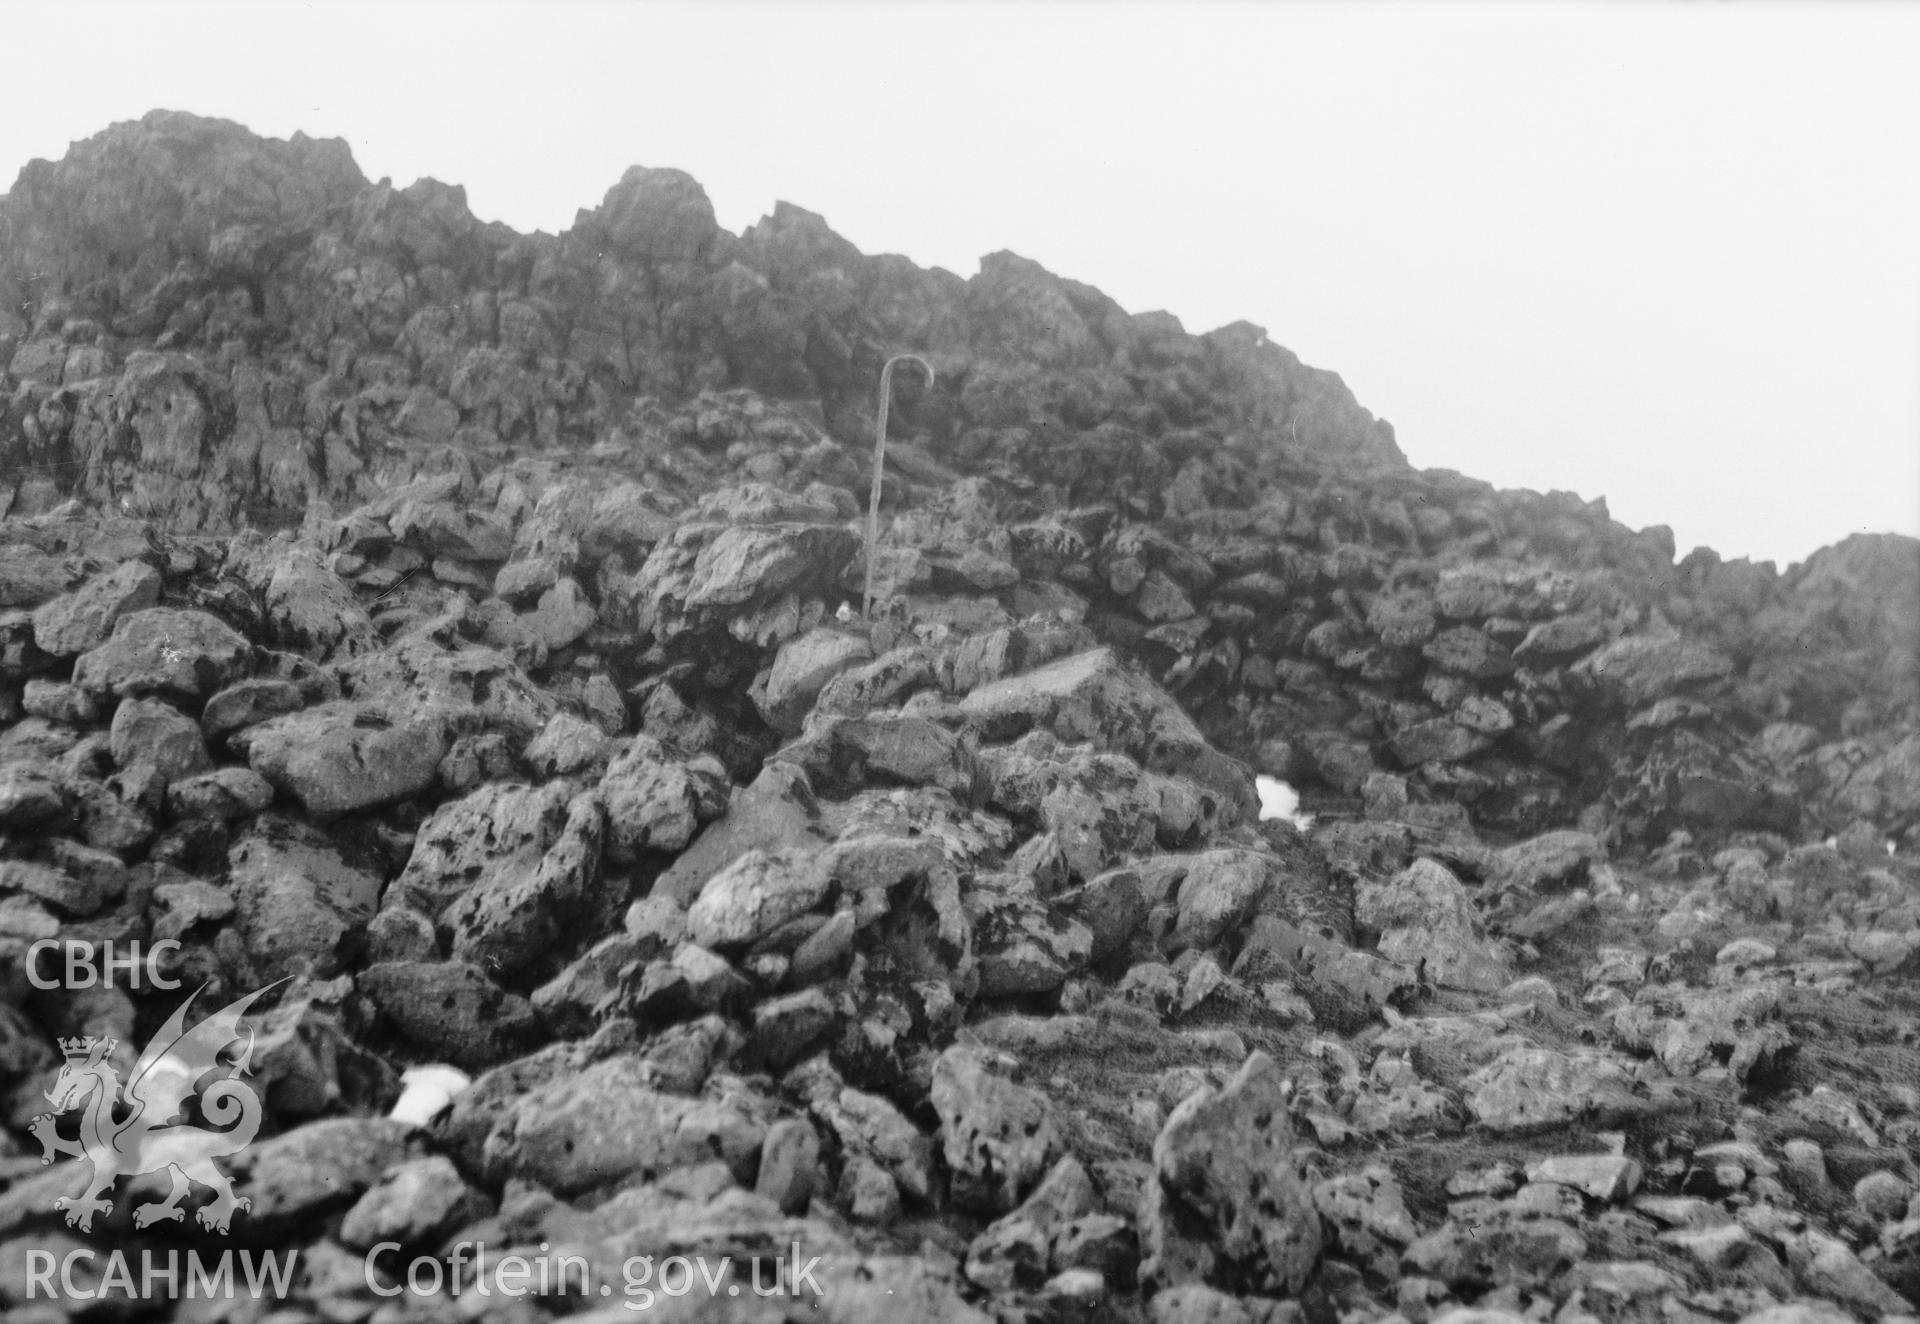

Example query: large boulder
[957,648,1257,826]
[0,544,82,609]
[358,960,541,1069]
[686,847,832,949]
[30,561,162,656]
[107,696,212,786]
[654,762,826,905]
[1572,634,1733,706]
[968,885,1093,997]
[384,781,608,978]
[226,815,383,982]
[632,518,861,642]
[932,1044,1059,1214]
[479,1053,764,1196]
[1463,1046,1645,1132]
[1357,858,1511,993]
[757,626,872,734]
[200,679,306,739]
[234,701,449,818]
[779,714,976,799]
[224,537,376,659]
[334,637,559,741]
[71,608,253,701]
[232,1118,416,1236]
[597,734,728,862]
[387,493,512,561]
[589,165,721,264]
[1143,1050,1322,1294]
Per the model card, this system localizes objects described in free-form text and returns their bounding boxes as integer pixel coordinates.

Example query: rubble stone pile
[1,111,1917,1323]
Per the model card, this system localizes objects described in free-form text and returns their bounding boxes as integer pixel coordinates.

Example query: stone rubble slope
[0,110,1917,1324]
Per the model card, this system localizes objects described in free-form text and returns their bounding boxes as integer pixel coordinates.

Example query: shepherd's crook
[863,353,935,618]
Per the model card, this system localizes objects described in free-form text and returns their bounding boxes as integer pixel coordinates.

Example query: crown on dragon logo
[58,1036,113,1060]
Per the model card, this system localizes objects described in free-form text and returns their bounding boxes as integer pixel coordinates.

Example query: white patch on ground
[389,1063,471,1127]
[1256,775,1313,831]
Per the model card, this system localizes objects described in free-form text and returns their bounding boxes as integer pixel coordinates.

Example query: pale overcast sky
[2,2,1915,570]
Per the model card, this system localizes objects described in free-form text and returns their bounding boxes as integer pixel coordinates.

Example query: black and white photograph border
[0,3,1917,1322]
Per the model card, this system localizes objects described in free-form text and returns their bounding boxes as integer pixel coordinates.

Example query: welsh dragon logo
[28,982,279,1235]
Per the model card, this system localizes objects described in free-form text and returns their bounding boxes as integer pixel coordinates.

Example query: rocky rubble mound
[0,111,1918,1323]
